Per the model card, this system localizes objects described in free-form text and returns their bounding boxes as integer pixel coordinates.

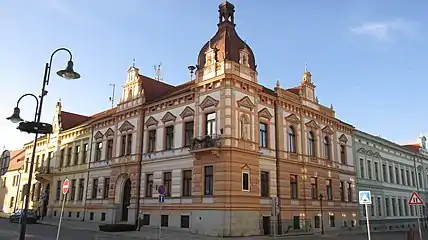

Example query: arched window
[323,136,330,160]
[308,131,316,157]
[288,126,296,153]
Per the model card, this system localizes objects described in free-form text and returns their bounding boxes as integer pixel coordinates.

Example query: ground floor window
[329,215,335,227]
[314,216,320,228]
[161,215,169,227]
[101,213,106,221]
[181,215,190,228]
[143,214,150,225]
[293,216,300,229]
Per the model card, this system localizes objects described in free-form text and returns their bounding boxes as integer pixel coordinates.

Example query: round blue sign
[158,185,166,195]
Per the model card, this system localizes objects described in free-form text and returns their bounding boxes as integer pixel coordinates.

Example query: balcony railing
[35,166,53,175]
[189,134,221,151]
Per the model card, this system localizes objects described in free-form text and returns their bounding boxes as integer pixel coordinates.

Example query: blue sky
[0,0,426,150]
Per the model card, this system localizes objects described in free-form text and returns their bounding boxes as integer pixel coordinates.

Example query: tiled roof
[402,144,420,153]
[7,148,25,171]
[60,111,90,131]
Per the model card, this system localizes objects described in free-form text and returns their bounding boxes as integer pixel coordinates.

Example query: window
[242,172,249,191]
[347,182,352,202]
[395,167,399,184]
[9,197,14,208]
[410,204,414,216]
[326,179,332,200]
[92,179,98,199]
[70,179,76,200]
[388,166,393,183]
[382,164,387,182]
[401,169,405,185]
[184,121,194,147]
[406,170,410,186]
[142,214,150,225]
[418,171,422,188]
[329,215,335,227]
[82,144,88,163]
[103,178,110,199]
[204,166,213,195]
[398,199,402,216]
[163,172,172,197]
[340,181,346,201]
[145,174,153,197]
[260,171,269,197]
[377,197,382,216]
[161,215,169,227]
[74,145,80,165]
[59,150,64,167]
[101,213,106,221]
[367,160,372,180]
[370,197,374,216]
[106,139,114,159]
[165,126,174,150]
[180,215,190,228]
[47,152,53,167]
[340,145,346,164]
[66,147,72,166]
[148,130,156,153]
[385,198,390,216]
[182,170,192,196]
[259,123,268,148]
[391,198,396,216]
[35,155,39,168]
[323,136,330,159]
[205,112,216,136]
[308,131,315,156]
[78,179,84,200]
[41,154,45,167]
[404,199,408,216]
[359,158,364,178]
[311,177,318,199]
[290,175,298,199]
[411,171,416,186]
[95,142,102,161]
[56,180,61,200]
[90,212,94,220]
[126,134,132,155]
[314,216,320,228]
[288,126,296,153]
[120,135,126,156]
[374,162,379,181]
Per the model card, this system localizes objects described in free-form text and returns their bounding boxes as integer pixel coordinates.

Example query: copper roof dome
[197,1,256,71]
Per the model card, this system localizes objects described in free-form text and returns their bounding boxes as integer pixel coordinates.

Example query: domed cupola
[196,1,257,71]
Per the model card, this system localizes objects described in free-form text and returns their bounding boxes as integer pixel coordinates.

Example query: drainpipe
[273,100,282,235]
[135,107,146,230]
[14,167,23,212]
[82,124,95,221]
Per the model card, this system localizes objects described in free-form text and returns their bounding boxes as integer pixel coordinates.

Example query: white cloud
[350,18,418,41]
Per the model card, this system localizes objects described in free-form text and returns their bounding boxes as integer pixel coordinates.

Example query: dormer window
[239,51,249,67]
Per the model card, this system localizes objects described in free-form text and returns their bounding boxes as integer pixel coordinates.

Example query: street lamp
[6,48,80,240]
[319,193,325,235]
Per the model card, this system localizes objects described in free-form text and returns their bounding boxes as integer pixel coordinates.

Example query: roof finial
[276,79,280,88]
[305,63,308,72]
[132,58,136,67]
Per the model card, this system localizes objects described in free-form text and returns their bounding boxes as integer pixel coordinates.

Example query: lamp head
[57,60,80,80]
[6,107,24,123]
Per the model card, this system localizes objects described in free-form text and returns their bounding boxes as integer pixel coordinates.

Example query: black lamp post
[319,193,324,235]
[6,48,80,240]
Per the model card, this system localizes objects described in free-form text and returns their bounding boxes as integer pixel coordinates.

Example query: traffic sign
[158,195,165,203]
[409,192,424,205]
[359,191,372,205]
[0,150,10,176]
[157,185,166,195]
[62,179,70,194]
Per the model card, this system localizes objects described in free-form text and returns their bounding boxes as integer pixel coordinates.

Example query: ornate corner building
[8,1,359,237]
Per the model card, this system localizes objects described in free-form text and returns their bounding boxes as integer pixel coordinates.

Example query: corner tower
[196,1,257,82]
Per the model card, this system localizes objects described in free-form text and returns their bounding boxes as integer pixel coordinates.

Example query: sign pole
[56,192,67,240]
[417,206,422,240]
[159,200,162,239]
[364,204,371,240]
[157,185,166,240]
[408,191,424,240]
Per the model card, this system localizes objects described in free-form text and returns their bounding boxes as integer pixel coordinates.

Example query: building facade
[0,149,25,213]
[355,130,428,231]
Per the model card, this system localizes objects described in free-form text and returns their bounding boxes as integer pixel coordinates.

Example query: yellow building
[0,149,25,213]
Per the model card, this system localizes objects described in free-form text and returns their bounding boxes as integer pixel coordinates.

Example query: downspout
[273,99,282,234]
[82,124,95,222]
[135,106,146,230]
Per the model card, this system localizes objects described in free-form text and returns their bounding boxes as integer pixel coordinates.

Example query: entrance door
[262,216,270,235]
[121,179,131,221]
[42,184,50,218]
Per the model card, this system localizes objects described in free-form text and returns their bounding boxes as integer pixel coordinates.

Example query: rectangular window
[41,154,45,167]
[126,133,132,155]
[163,172,172,197]
[418,171,422,188]
[259,123,268,148]
[398,199,402,216]
[326,179,332,200]
[103,178,110,199]
[74,145,80,165]
[367,160,372,180]
[404,199,408,216]
[92,179,98,199]
[401,169,405,185]
[56,180,61,200]
[391,198,396,216]
[395,167,399,184]
[182,170,192,197]
[142,214,150,225]
[377,197,382,216]
[204,166,214,195]
[382,164,387,182]
[205,112,216,136]
[311,177,318,199]
[406,170,410,186]
[101,213,106,221]
[329,215,335,227]
[145,174,153,197]
[385,198,390,216]
[161,215,169,227]
[106,139,114,159]
[70,179,76,200]
[340,145,346,164]
[370,197,374,216]
[66,147,72,166]
[95,142,103,161]
[242,172,249,191]
[314,216,320,228]
[180,215,190,228]
[120,135,126,156]
[148,130,156,153]
[374,162,379,181]
[35,155,40,168]
[411,171,416,186]
[340,181,345,201]
[359,158,364,178]
[290,175,298,199]
[347,182,352,202]
[165,126,174,150]
[82,144,88,164]
[78,179,85,200]
[59,150,64,168]
[389,166,393,183]
[260,171,269,197]
[184,121,194,147]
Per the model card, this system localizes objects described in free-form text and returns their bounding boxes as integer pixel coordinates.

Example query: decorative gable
[94,131,103,140]
[258,108,273,120]
[285,114,300,123]
[305,120,319,129]
[145,116,159,127]
[119,120,135,132]
[105,128,115,137]
[161,112,177,123]
[180,106,195,119]
[339,134,348,143]
[200,96,219,110]
[322,126,333,135]
[357,148,366,154]
[237,96,255,110]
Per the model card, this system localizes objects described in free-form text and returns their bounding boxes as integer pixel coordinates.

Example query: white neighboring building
[355,130,428,231]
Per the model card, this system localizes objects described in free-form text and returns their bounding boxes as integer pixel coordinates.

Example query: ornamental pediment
[145,116,158,127]
[200,96,219,110]
[237,96,255,110]
[180,106,195,119]
[94,131,103,140]
[322,126,333,135]
[258,108,273,120]
[285,114,300,123]
[161,112,177,123]
[105,128,115,137]
[305,120,319,129]
[339,134,348,143]
[119,120,134,132]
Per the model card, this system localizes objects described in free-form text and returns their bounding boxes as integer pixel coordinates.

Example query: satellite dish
[0,150,10,176]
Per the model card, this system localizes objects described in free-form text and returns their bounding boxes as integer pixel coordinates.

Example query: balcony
[35,166,54,182]
[189,134,221,158]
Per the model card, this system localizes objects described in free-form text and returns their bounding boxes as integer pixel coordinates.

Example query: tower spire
[218,0,235,28]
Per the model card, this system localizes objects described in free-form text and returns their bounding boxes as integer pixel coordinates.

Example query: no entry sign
[62,179,70,194]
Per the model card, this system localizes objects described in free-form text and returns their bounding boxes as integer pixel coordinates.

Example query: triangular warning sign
[361,194,369,202]
[408,192,424,205]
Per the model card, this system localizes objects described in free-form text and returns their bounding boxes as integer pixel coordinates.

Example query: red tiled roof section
[140,75,177,102]
[402,144,420,153]
[146,80,195,104]
[8,148,25,171]
[60,111,91,131]
[286,86,301,95]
